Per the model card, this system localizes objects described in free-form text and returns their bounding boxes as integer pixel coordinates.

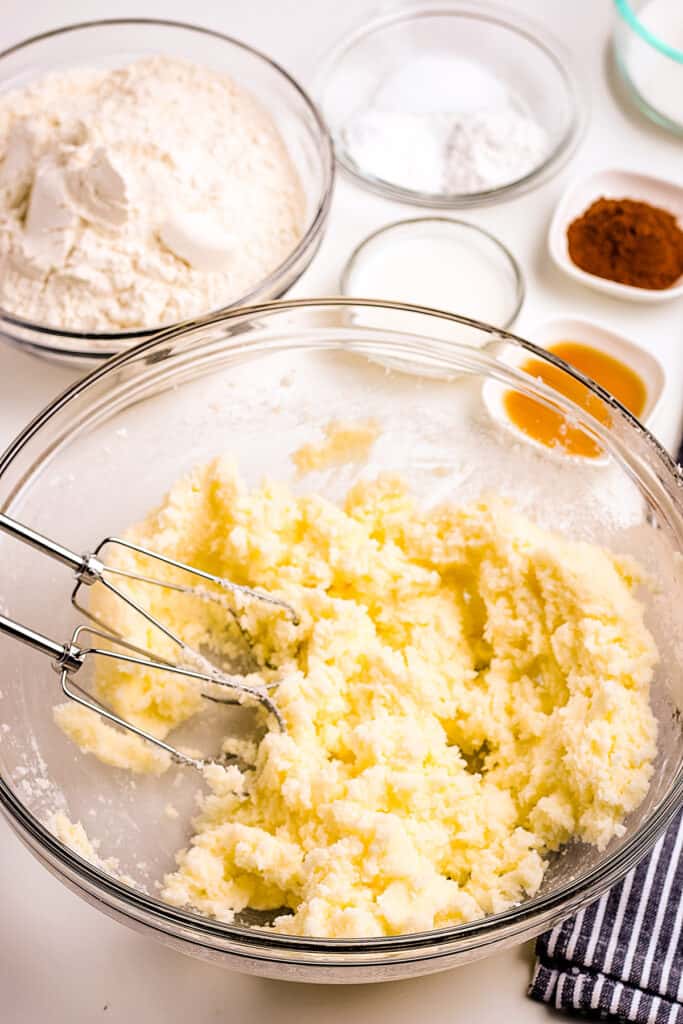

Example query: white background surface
[0,0,681,1020]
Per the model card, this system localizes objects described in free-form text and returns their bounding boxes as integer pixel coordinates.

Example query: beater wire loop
[0,513,295,767]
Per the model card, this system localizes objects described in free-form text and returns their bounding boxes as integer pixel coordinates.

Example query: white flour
[342,55,548,195]
[0,57,305,332]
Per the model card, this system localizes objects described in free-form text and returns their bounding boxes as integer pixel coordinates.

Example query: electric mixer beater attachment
[0,513,299,769]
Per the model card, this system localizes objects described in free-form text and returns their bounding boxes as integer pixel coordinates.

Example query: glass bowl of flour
[0,20,334,365]
[316,3,585,207]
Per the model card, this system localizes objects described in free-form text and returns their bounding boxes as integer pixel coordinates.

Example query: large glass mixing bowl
[0,299,681,983]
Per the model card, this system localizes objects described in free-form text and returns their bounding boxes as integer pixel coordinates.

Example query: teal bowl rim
[614,0,683,63]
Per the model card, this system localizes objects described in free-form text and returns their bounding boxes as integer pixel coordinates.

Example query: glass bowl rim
[314,1,587,208]
[614,0,683,64]
[339,216,526,328]
[0,17,335,350]
[1,296,681,958]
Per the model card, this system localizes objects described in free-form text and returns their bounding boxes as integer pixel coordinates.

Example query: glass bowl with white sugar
[316,3,585,207]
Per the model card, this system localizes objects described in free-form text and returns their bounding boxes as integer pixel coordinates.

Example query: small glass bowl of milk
[340,218,524,364]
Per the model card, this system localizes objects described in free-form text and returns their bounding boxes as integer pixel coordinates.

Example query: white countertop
[1,0,681,1019]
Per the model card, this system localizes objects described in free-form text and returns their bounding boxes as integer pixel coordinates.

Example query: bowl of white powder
[316,3,585,207]
[0,20,334,363]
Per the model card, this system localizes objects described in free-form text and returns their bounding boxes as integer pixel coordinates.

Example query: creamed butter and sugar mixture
[55,456,658,938]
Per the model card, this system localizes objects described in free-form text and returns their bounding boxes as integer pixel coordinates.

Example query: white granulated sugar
[0,57,305,333]
[342,54,548,195]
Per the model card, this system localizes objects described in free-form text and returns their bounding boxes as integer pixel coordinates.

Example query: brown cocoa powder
[566,196,683,290]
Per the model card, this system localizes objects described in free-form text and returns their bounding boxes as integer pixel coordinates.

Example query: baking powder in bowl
[342,54,548,196]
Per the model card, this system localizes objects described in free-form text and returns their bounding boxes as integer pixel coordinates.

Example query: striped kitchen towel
[529,808,683,1022]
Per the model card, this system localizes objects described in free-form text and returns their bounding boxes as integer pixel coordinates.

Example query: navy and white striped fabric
[529,808,683,1022]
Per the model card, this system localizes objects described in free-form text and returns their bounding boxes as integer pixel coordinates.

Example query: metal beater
[0,513,299,769]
